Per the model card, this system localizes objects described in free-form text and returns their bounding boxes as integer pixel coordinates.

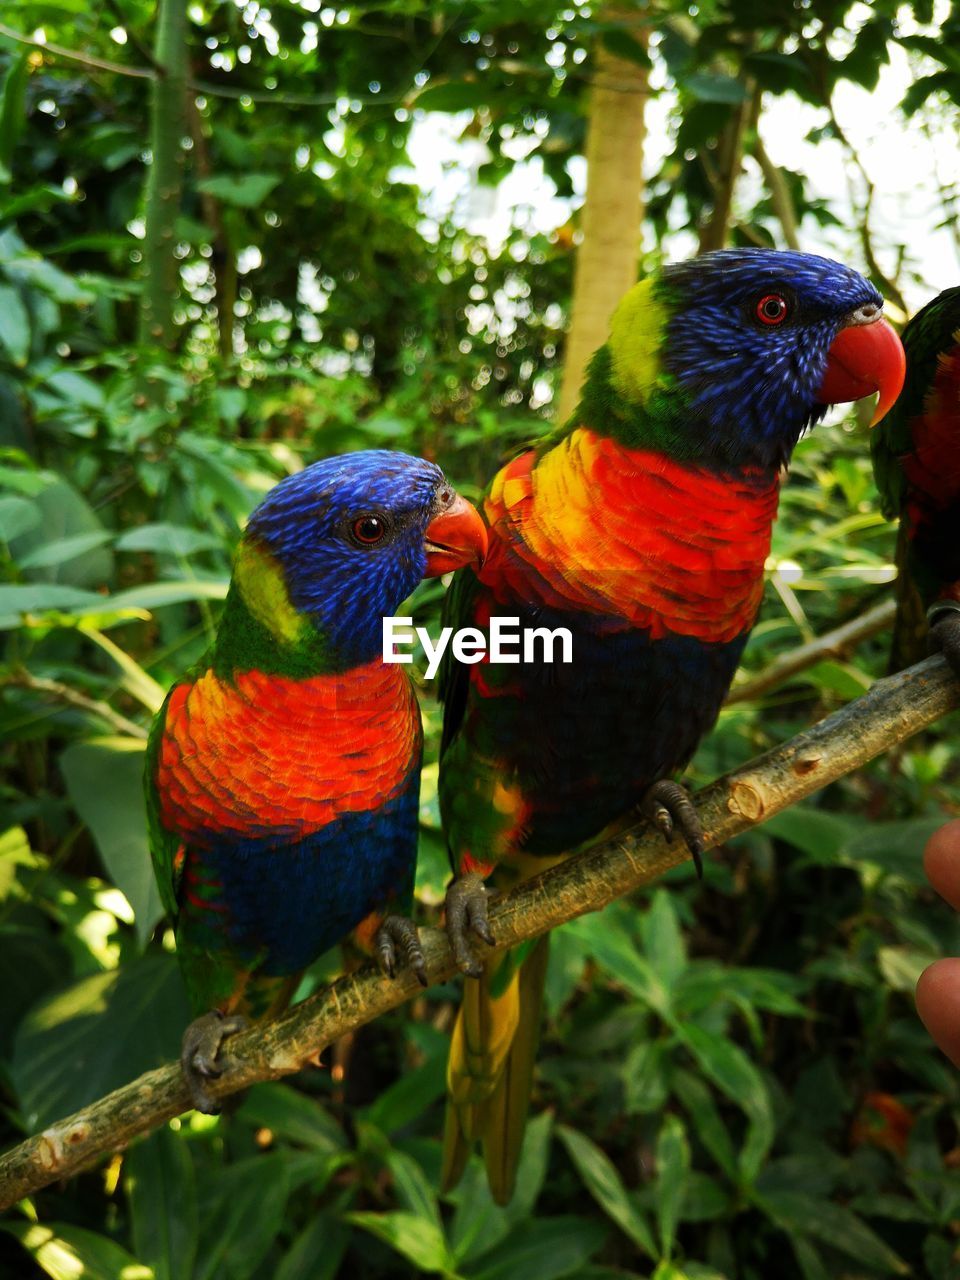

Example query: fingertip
[916,957,960,1068]
[923,820,960,909]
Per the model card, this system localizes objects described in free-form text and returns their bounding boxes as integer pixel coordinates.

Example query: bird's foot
[639,779,705,879]
[180,1009,249,1114]
[929,607,960,680]
[375,914,427,987]
[445,872,495,978]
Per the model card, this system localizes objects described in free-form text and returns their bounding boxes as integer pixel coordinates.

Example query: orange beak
[423,493,488,577]
[816,315,906,426]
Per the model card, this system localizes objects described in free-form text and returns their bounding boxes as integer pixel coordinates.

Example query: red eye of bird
[756,293,789,326]
[352,515,386,545]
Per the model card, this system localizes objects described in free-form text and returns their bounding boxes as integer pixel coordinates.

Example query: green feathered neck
[211,540,335,679]
[543,278,699,461]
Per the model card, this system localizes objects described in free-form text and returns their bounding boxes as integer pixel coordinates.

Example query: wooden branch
[2,671,148,740]
[1,654,958,1208]
[726,599,896,705]
[0,23,155,80]
[752,128,801,250]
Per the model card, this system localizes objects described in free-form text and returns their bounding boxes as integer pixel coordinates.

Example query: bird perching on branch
[871,285,960,678]
[437,248,907,1204]
[145,451,486,1113]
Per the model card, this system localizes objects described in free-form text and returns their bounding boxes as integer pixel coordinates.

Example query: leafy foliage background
[1,2,960,1278]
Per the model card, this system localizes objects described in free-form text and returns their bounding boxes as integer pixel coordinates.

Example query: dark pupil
[762,297,785,320]
[355,517,383,543]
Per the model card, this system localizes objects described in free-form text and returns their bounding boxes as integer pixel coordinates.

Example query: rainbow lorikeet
[437,248,906,1202]
[870,285,960,675]
[146,450,486,1112]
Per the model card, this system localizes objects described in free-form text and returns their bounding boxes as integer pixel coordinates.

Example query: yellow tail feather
[441,936,550,1205]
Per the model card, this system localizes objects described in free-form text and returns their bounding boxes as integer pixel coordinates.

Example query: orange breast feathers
[480,428,781,645]
[156,662,421,844]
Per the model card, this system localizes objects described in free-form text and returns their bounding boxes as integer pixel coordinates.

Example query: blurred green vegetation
[1,2,960,1278]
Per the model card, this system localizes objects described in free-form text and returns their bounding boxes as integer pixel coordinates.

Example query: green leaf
[275,1215,349,1280]
[0,493,40,541]
[877,945,934,992]
[414,81,488,112]
[125,1125,198,1280]
[0,53,30,176]
[8,475,113,587]
[18,529,113,570]
[12,952,189,1129]
[116,527,224,558]
[758,1191,908,1275]
[363,1042,446,1133]
[388,1148,443,1230]
[675,1025,774,1183]
[195,1154,294,1280]
[0,921,71,1055]
[236,1082,347,1153]
[672,1070,738,1181]
[683,74,749,104]
[347,1211,455,1275]
[623,1039,671,1114]
[762,808,855,863]
[196,173,281,207]
[2,1222,153,1280]
[0,582,105,626]
[557,1125,656,1257]
[0,282,30,365]
[469,1216,608,1280]
[656,1114,690,1259]
[105,579,229,611]
[642,889,687,985]
[60,738,161,945]
[565,912,670,1014]
[841,819,944,883]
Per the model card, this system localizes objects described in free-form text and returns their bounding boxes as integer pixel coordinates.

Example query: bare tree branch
[726,599,896,705]
[1,654,958,1209]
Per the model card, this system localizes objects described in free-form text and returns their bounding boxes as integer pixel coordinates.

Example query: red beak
[423,493,488,577]
[816,315,906,426]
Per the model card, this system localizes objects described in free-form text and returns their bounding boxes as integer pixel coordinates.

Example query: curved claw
[640,780,705,879]
[180,1009,249,1114]
[445,873,495,978]
[376,914,428,987]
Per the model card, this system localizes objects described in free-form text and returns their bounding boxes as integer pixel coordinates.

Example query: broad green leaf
[116,523,224,556]
[0,52,29,175]
[0,494,38,541]
[565,912,669,1013]
[557,1125,656,1257]
[841,819,944,883]
[60,738,161,945]
[656,1114,690,1259]
[195,1154,294,1280]
[672,1070,738,1181]
[12,952,189,1129]
[877,945,935,992]
[275,1215,349,1280]
[758,1191,908,1275]
[642,890,687,985]
[0,282,29,365]
[0,582,104,626]
[623,1039,671,1114]
[683,73,749,103]
[762,808,855,863]
[8,475,113,587]
[387,1148,443,1230]
[236,1082,347,1153]
[415,81,488,111]
[105,579,229,611]
[347,1211,455,1275]
[196,173,281,207]
[18,529,113,570]
[675,1025,774,1182]
[469,1216,609,1280]
[0,920,71,1055]
[125,1125,198,1280]
[2,1221,153,1280]
[363,1042,446,1133]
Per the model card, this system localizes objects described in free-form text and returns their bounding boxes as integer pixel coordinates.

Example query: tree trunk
[556,14,648,423]
[138,0,188,350]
